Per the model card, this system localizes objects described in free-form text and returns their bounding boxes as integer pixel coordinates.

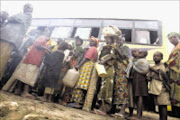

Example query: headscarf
[89,36,99,47]
[167,32,180,39]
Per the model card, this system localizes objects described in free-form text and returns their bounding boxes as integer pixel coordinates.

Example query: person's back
[42,41,68,102]
[0,3,33,50]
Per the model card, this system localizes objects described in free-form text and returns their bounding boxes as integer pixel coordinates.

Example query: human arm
[75,58,89,70]
[114,44,129,60]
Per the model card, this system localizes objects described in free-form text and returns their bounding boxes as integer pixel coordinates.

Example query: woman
[69,36,98,108]
[96,36,116,115]
[56,44,73,105]
[2,35,50,99]
[41,41,69,102]
[113,36,130,117]
[166,32,180,107]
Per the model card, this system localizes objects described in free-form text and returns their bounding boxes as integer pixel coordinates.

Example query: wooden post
[82,67,98,112]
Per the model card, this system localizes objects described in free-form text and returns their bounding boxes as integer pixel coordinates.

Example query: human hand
[75,65,80,70]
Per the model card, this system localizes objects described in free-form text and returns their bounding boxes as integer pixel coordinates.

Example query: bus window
[51,27,72,39]
[134,30,159,45]
[90,27,100,38]
[100,28,132,42]
[74,27,91,39]
[135,30,150,44]
[120,29,132,43]
[135,21,158,30]
[150,30,158,44]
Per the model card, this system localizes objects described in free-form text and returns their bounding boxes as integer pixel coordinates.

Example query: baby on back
[126,49,149,78]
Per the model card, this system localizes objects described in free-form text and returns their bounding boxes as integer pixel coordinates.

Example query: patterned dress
[98,45,115,105]
[167,42,180,107]
[71,47,98,104]
[113,45,130,105]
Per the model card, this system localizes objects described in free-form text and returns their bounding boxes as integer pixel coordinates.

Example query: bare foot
[21,93,36,100]
[130,116,140,120]
[47,95,52,103]
[38,97,47,102]
[14,89,21,95]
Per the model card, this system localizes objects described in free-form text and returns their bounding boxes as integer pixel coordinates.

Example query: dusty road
[0,91,179,120]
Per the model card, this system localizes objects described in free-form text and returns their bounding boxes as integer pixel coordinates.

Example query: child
[126,49,139,117]
[41,41,69,102]
[72,36,85,65]
[147,51,170,120]
[57,44,74,105]
[131,50,149,120]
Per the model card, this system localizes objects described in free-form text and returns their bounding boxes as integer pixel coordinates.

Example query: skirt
[98,65,114,105]
[2,58,39,92]
[113,61,128,105]
[133,71,148,97]
[155,87,171,105]
[71,61,94,103]
[0,40,13,80]
[170,70,180,107]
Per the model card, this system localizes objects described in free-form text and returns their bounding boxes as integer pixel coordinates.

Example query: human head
[23,3,33,13]
[75,36,83,46]
[132,49,139,58]
[167,32,180,46]
[116,35,125,46]
[0,11,9,21]
[89,36,99,47]
[104,36,115,45]
[139,50,148,58]
[58,41,69,51]
[153,51,163,64]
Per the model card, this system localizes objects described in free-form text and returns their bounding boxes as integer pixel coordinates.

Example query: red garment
[23,36,46,67]
[84,46,98,62]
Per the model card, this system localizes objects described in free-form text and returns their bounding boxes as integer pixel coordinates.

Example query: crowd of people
[0,3,180,120]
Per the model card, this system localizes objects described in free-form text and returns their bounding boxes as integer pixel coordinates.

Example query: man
[0,3,33,81]
[0,11,9,26]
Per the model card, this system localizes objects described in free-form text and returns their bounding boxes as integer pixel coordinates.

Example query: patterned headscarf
[167,32,180,39]
[89,36,99,46]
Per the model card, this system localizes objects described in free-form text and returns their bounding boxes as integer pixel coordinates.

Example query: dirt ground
[0,91,180,120]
